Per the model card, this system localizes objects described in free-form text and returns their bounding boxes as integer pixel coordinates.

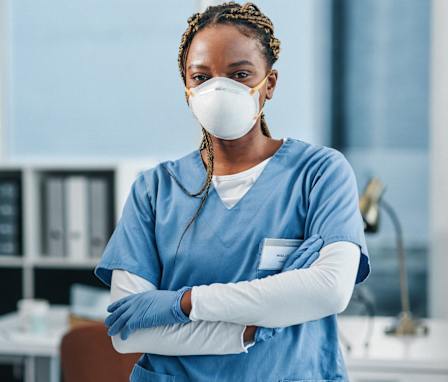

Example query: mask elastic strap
[185,87,193,99]
[249,70,272,96]
[251,70,271,121]
[252,105,265,123]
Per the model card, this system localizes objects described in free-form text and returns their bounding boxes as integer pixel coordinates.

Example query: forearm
[111,318,254,355]
[189,241,360,328]
[110,269,255,355]
[180,290,257,344]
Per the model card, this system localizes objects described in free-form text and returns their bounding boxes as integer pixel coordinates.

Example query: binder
[45,176,65,257]
[0,222,17,235]
[0,241,16,255]
[0,180,18,200]
[65,176,89,260]
[0,179,20,256]
[88,177,109,258]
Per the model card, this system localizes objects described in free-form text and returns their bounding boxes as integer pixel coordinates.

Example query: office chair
[60,322,141,382]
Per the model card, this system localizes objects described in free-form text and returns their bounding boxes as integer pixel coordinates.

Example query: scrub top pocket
[279,379,340,382]
[130,363,176,382]
[256,237,304,279]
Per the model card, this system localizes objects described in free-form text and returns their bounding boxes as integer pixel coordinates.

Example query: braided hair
[166,2,281,258]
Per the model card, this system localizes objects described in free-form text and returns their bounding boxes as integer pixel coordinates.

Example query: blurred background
[0,0,447,381]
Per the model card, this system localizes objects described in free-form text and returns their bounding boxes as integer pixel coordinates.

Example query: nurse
[94,2,371,381]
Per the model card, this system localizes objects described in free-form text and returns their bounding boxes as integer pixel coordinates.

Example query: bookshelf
[0,159,158,315]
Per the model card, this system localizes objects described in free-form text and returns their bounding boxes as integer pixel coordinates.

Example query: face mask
[185,71,271,140]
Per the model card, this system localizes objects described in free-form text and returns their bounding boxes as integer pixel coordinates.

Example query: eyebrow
[228,60,255,68]
[187,63,209,70]
[187,60,255,71]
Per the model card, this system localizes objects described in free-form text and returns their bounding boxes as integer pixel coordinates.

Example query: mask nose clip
[185,70,271,99]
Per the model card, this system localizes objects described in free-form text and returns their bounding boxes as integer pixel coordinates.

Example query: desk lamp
[359,177,428,336]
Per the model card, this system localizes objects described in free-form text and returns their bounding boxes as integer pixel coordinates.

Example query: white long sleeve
[109,269,255,355]
[189,241,360,327]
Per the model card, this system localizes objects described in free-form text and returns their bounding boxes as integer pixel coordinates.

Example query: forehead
[185,23,266,70]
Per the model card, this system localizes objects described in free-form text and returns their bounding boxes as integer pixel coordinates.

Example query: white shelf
[0,254,103,268]
[0,160,157,298]
[0,158,157,170]
[0,256,24,267]
[30,256,100,269]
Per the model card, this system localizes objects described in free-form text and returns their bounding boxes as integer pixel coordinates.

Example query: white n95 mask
[185,71,271,140]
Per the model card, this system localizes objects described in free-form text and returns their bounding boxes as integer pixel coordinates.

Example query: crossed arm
[110,241,360,356]
[110,268,254,355]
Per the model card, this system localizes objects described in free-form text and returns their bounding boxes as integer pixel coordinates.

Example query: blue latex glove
[253,234,324,344]
[104,286,192,340]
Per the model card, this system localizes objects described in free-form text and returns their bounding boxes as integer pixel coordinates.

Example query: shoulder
[287,137,351,176]
[131,148,199,198]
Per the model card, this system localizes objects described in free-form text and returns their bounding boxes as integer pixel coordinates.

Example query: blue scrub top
[95,137,371,382]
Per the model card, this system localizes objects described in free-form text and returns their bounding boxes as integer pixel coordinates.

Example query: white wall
[429,0,448,319]
[0,0,9,160]
[249,0,332,146]
[7,0,199,161]
[5,0,331,161]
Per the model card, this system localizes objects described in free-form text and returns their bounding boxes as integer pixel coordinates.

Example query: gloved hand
[104,286,192,340]
[253,234,324,344]
[280,234,323,272]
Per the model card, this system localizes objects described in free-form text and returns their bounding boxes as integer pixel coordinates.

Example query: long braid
[168,2,281,258]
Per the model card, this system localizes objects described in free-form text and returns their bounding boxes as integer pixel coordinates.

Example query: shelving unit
[0,159,158,314]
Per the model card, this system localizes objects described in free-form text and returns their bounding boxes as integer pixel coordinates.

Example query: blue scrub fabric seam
[95,261,160,289]
[320,234,365,247]
[318,234,371,284]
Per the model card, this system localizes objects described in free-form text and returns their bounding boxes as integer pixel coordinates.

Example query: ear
[265,69,278,100]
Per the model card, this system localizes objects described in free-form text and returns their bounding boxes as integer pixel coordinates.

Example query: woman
[94,2,371,381]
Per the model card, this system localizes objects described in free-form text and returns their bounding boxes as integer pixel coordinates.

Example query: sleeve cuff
[189,286,200,321]
[191,287,255,354]
[240,326,256,353]
[171,286,192,323]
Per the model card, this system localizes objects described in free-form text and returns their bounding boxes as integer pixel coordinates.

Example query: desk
[0,305,69,382]
[338,315,448,381]
[0,308,447,382]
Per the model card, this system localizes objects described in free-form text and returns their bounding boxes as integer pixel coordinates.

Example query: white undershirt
[211,151,273,209]
[109,138,361,355]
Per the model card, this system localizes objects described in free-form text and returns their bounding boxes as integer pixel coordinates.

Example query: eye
[232,71,249,80]
[191,74,209,82]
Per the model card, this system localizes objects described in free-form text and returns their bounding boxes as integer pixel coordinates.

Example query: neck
[200,124,283,175]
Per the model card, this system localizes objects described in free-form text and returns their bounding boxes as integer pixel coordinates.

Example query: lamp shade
[359,177,386,233]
